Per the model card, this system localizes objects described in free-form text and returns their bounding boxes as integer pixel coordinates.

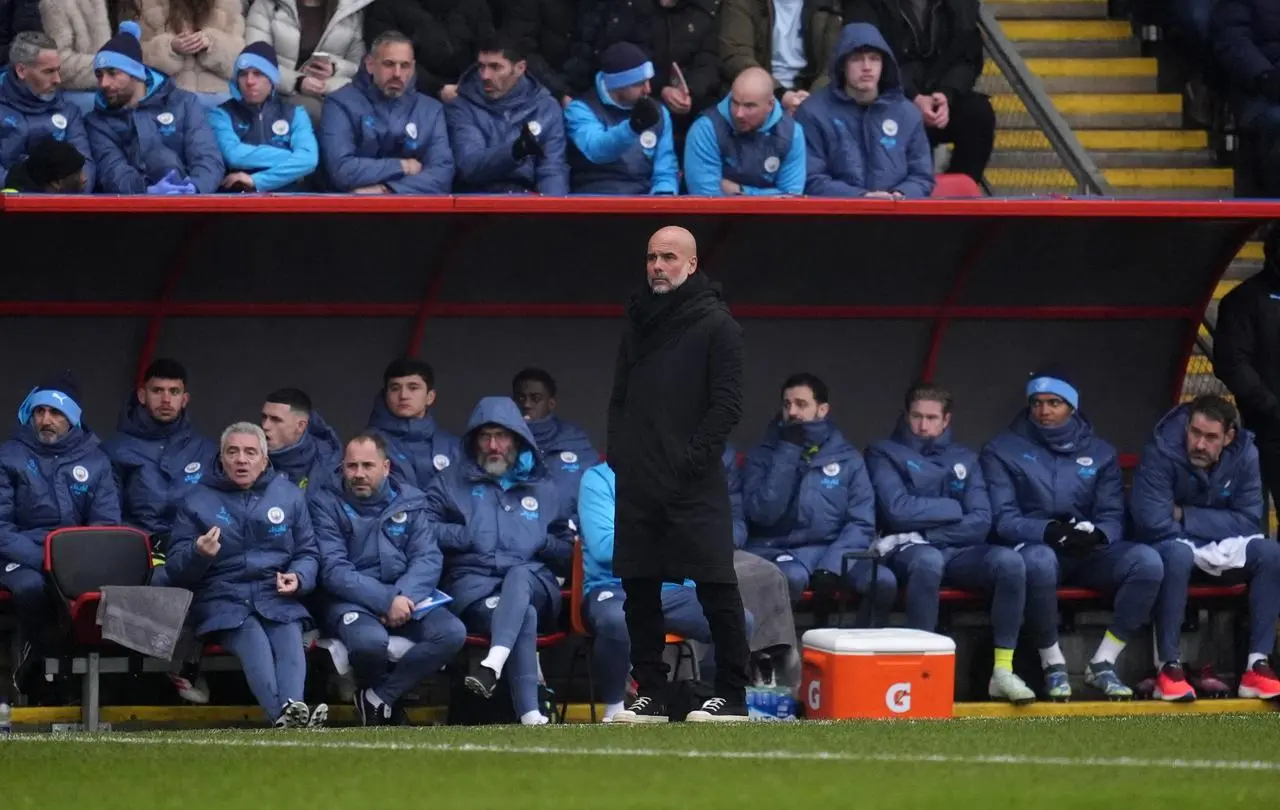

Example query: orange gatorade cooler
[800,628,956,720]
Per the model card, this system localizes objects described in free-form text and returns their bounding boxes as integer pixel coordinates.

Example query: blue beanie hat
[599,42,654,91]
[234,41,281,88]
[94,21,146,82]
[18,370,83,428]
[1026,363,1079,411]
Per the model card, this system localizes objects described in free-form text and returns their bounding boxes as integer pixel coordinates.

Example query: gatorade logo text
[885,682,912,714]
[807,680,821,712]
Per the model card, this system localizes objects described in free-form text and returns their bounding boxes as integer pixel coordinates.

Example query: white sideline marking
[8,734,1280,773]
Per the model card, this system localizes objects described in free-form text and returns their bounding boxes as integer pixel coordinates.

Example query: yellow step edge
[985,168,1234,188]
[993,93,1182,114]
[995,130,1208,150]
[984,58,1157,77]
[956,699,1274,719]
[992,0,1107,4]
[1000,20,1133,40]
[1241,241,1264,261]
[1215,280,1242,300]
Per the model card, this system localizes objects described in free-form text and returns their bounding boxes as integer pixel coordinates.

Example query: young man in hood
[260,388,342,493]
[793,22,935,198]
[981,365,1164,701]
[207,42,319,192]
[320,30,454,194]
[684,66,806,196]
[0,31,95,191]
[426,396,573,725]
[367,358,460,490]
[511,367,598,523]
[84,22,225,193]
[0,371,120,697]
[444,33,567,195]
[866,382,1034,704]
[1131,395,1280,701]
[563,42,678,195]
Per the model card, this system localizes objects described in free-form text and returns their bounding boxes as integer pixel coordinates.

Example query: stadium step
[978,58,1158,94]
[985,0,1108,19]
[992,93,1183,129]
[1002,20,1139,58]
[985,167,1233,197]
[987,149,1215,169]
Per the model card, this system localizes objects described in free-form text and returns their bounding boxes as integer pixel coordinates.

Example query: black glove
[629,96,661,133]
[512,122,544,162]
[778,422,807,447]
[809,569,841,603]
[1258,70,1280,102]
[1043,520,1073,554]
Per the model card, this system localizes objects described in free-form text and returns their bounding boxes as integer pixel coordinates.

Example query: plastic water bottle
[0,702,12,736]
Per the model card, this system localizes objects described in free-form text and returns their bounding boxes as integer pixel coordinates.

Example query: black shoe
[355,689,391,727]
[686,697,749,723]
[464,665,498,699]
[609,694,669,724]
[389,703,411,726]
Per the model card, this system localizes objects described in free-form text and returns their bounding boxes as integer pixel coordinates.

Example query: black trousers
[621,576,751,704]
[926,91,996,185]
[1257,444,1280,533]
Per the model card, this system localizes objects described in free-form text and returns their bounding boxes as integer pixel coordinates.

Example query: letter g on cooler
[885,682,912,714]
[807,680,821,712]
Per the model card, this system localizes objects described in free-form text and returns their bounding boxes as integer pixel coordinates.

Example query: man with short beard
[0,371,120,697]
[425,396,572,725]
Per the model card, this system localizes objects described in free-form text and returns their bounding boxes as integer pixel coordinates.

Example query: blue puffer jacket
[165,466,319,637]
[444,64,568,195]
[0,71,95,191]
[865,418,991,547]
[85,68,224,193]
[319,68,454,193]
[525,414,598,522]
[0,424,121,570]
[366,393,459,491]
[425,397,572,615]
[1130,403,1263,546]
[102,398,217,537]
[310,477,441,630]
[742,418,876,561]
[980,411,1125,547]
[269,409,342,494]
[793,23,935,198]
[725,445,747,549]
[1214,0,1280,126]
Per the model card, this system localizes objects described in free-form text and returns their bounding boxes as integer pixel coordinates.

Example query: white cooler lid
[802,628,957,654]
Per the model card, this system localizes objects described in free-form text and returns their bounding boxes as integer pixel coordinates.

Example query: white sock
[481,646,511,678]
[603,701,625,721]
[1248,653,1267,669]
[1039,644,1066,669]
[364,688,385,709]
[520,710,549,725]
[1090,632,1126,665]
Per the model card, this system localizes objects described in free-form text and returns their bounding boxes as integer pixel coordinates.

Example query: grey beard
[482,457,512,476]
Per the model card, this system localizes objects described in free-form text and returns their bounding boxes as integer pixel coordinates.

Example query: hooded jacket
[0,69,95,190]
[366,393,459,491]
[1130,403,1264,546]
[207,73,318,191]
[684,92,805,196]
[793,22,934,198]
[268,408,341,493]
[424,396,572,614]
[524,413,598,522]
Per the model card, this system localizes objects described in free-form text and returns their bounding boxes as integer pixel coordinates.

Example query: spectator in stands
[0,0,42,69]
[865,382,1034,705]
[726,446,746,549]
[41,0,138,107]
[794,23,934,198]
[718,0,843,116]
[1214,227,1280,507]
[246,0,373,123]
[1130,396,1280,701]
[494,0,584,106]
[86,22,225,192]
[841,0,992,185]
[1213,0,1280,193]
[138,0,245,103]
[166,421,327,728]
[319,30,452,193]
[208,42,318,191]
[742,372,897,620]
[564,42,677,195]
[428,396,572,725]
[362,0,493,103]
[684,66,805,196]
[445,34,567,195]
[366,358,459,490]
[260,387,341,492]
[511,366,598,522]
[981,365,1163,701]
[0,133,87,189]
[0,371,120,697]
[311,432,466,725]
[0,32,96,191]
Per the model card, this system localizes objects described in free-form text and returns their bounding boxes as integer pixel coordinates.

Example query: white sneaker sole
[1238,685,1280,700]
[307,703,329,728]
[1154,688,1197,703]
[686,711,749,723]
[281,700,310,728]
[610,712,669,725]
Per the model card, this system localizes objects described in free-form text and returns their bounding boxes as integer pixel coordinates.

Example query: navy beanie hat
[93,21,146,82]
[235,41,282,88]
[599,42,654,90]
[1026,363,1079,411]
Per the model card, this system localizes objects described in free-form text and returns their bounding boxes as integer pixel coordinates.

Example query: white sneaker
[277,699,310,729]
[686,697,749,723]
[988,669,1036,705]
[168,673,210,705]
[307,703,329,728]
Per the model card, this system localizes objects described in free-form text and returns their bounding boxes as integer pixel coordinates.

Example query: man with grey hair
[319,30,454,194]
[166,421,327,728]
[0,30,95,190]
[607,225,750,724]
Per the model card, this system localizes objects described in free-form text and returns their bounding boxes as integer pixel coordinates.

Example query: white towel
[316,635,415,676]
[1174,534,1262,576]
[873,532,927,557]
